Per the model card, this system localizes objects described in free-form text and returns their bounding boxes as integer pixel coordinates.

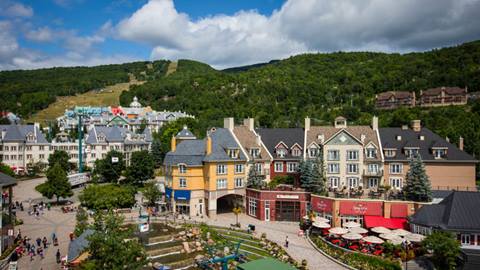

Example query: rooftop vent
[396,135,402,141]
[419,135,425,141]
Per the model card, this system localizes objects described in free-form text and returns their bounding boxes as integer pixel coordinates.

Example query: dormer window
[27,133,35,142]
[249,148,260,158]
[308,147,319,158]
[292,148,301,157]
[366,148,377,158]
[433,148,447,159]
[179,164,187,174]
[405,148,419,158]
[385,149,396,158]
[227,149,239,159]
[277,149,286,158]
[97,133,106,142]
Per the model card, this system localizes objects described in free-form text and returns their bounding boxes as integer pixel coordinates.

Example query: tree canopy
[48,150,71,172]
[79,184,135,210]
[124,150,155,186]
[0,163,15,177]
[422,231,461,270]
[36,163,73,203]
[403,155,433,202]
[92,150,125,183]
[142,182,162,206]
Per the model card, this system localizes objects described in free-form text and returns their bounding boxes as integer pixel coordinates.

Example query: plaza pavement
[13,178,80,270]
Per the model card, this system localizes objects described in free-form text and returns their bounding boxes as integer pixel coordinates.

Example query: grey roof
[0,172,16,187]
[379,127,476,162]
[176,126,196,139]
[67,229,93,262]
[143,128,153,142]
[203,128,247,162]
[164,140,205,166]
[0,125,48,143]
[410,191,480,232]
[255,128,304,160]
[85,125,139,144]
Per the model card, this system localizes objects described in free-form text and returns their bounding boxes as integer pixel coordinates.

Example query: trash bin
[248,224,255,231]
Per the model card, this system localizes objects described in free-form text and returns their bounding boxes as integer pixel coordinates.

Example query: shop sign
[352,203,368,214]
[276,194,299,199]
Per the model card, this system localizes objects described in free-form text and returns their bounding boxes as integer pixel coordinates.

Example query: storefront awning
[174,190,191,200]
[165,187,172,198]
[364,216,407,229]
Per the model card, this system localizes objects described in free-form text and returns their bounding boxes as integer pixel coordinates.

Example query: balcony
[363,169,383,177]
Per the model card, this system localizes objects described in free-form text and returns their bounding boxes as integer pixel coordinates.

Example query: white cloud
[25,27,55,42]
[115,0,480,68]
[2,2,34,17]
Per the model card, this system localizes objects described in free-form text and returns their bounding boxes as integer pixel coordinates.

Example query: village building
[419,86,468,107]
[375,91,416,110]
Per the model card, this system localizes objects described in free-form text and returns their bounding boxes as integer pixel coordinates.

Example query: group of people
[12,230,62,264]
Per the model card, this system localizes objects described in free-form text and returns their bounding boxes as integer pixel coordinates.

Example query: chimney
[361,134,366,143]
[255,134,261,146]
[371,116,378,131]
[224,117,234,131]
[459,136,464,151]
[171,135,176,152]
[401,125,409,130]
[411,120,421,132]
[305,117,311,131]
[446,137,450,143]
[206,135,212,155]
[243,118,254,131]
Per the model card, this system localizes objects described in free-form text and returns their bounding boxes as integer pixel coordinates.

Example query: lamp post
[403,239,410,270]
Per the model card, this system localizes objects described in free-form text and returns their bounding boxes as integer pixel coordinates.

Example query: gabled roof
[176,126,196,139]
[376,91,414,101]
[164,140,205,166]
[410,191,480,232]
[379,127,476,162]
[0,172,17,187]
[0,125,48,144]
[203,128,247,162]
[422,87,466,96]
[255,128,304,160]
[232,126,270,161]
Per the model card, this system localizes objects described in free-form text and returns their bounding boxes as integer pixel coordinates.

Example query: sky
[1,0,480,70]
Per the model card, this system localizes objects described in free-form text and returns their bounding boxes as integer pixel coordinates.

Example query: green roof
[237,258,297,270]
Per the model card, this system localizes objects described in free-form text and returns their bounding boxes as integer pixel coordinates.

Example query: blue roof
[203,128,247,162]
[67,229,93,262]
[164,140,205,166]
[0,125,48,143]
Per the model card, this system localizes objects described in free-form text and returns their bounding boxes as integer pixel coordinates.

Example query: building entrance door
[275,201,300,221]
[265,208,270,221]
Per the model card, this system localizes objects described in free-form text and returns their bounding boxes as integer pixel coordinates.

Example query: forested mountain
[0,60,169,117]
[120,40,480,161]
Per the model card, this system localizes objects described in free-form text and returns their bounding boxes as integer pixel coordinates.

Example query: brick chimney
[411,120,421,132]
[459,136,464,151]
[305,117,311,131]
[243,118,254,131]
[170,135,176,152]
[224,117,234,131]
[206,135,212,155]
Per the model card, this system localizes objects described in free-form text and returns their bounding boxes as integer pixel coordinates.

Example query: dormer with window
[432,147,448,159]
[334,116,347,128]
[404,147,419,159]
[365,146,377,159]
[249,148,260,158]
[275,142,288,158]
[291,144,302,157]
[97,133,106,142]
[384,149,396,158]
[26,132,36,142]
[308,146,319,158]
[227,148,240,159]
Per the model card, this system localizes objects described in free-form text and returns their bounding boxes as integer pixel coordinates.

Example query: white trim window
[434,149,447,159]
[249,148,260,158]
[461,234,471,246]
[347,163,359,174]
[248,199,257,216]
[179,164,187,174]
[277,148,286,158]
[292,148,301,157]
[390,178,403,189]
[368,164,379,173]
[286,162,298,172]
[234,164,244,174]
[327,163,340,174]
[234,178,244,188]
[390,163,403,174]
[366,148,377,158]
[385,149,396,158]
[368,178,379,188]
[347,150,359,161]
[348,177,359,188]
[329,177,339,188]
[179,178,187,188]
[274,162,284,172]
[255,163,263,173]
[216,164,227,175]
[216,179,227,189]
[308,147,319,158]
[327,150,340,161]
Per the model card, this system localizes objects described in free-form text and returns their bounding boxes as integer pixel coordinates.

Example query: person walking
[56,249,61,264]
[36,237,41,247]
[52,232,56,242]
[42,237,48,248]
[285,235,289,248]
[38,246,44,259]
[29,246,35,261]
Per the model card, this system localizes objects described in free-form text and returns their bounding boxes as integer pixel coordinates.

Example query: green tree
[36,163,73,203]
[74,207,89,237]
[403,155,432,202]
[0,163,15,177]
[298,160,317,192]
[247,165,265,188]
[142,182,162,206]
[48,150,70,172]
[137,119,148,134]
[79,184,135,210]
[310,155,327,194]
[151,139,163,167]
[422,231,461,270]
[94,150,124,183]
[86,211,147,270]
[125,150,154,186]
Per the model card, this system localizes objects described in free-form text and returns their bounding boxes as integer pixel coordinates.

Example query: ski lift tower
[76,109,87,173]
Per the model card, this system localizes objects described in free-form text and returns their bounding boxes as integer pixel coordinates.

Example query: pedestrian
[285,235,289,248]
[26,241,31,251]
[47,202,51,211]
[29,247,34,261]
[38,247,44,259]
[42,237,48,248]
[52,232,56,242]
[69,232,74,241]
[36,237,41,247]
[56,249,61,264]
[20,202,24,211]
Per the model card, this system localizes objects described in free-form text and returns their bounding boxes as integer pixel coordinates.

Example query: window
[179,164,187,174]
[434,149,447,159]
[327,163,340,174]
[286,162,298,172]
[227,149,239,158]
[461,234,471,246]
[309,147,319,158]
[234,164,244,174]
[26,154,32,160]
[368,164,379,173]
[11,146,16,151]
[366,148,376,158]
[277,148,286,158]
[235,178,244,188]
[347,150,359,160]
[216,164,227,175]
[102,145,107,150]
[347,163,359,174]
[405,148,419,158]
[216,179,227,189]
[329,177,339,188]
[26,146,32,151]
[3,146,8,151]
[91,153,96,158]
[274,162,284,172]
[390,178,402,189]
[327,150,340,161]
[249,148,260,158]
[368,178,379,188]
[179,178,187,188]
[39,146,44,151]
[292,148,301,157]
[385,149,396,157]
[248,199,257,216]
[255,163,263,173]
[18,155,23,160]
[390,163,403,174]
[348,177,359,188]
[39,154,45,159]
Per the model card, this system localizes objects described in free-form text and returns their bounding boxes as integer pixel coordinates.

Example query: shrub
[79,184,135,210]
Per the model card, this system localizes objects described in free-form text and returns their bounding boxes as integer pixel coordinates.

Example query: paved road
[13,178,79,270]
[192,213,347,270]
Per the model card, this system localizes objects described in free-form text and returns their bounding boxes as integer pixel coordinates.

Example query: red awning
[364,216,407,229]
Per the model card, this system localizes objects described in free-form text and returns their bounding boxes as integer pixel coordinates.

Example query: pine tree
[247,165,265,188]
[298,160,315,192]
[151,139,163,167]
[404,154,432,202]
[311,155,327,194]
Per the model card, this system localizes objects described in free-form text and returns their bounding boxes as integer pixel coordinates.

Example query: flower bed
[310,235,401,270]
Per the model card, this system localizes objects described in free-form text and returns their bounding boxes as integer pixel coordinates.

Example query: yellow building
[164,119,248,218]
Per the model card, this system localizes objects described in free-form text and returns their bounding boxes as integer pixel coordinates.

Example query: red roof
[364,216,407,229]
